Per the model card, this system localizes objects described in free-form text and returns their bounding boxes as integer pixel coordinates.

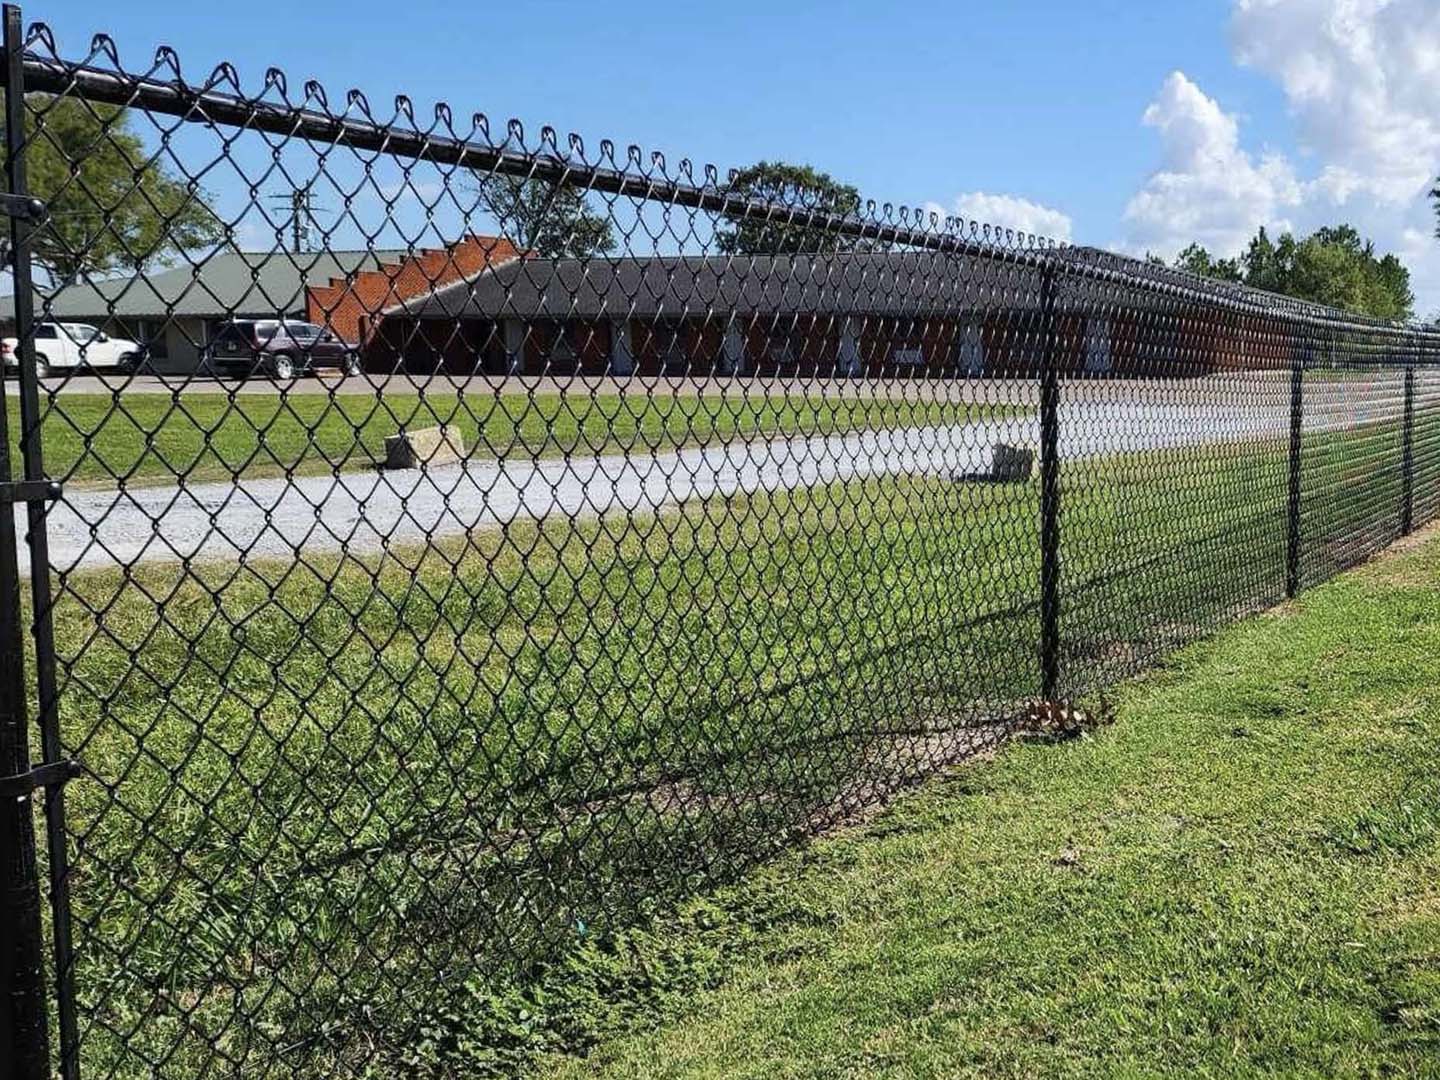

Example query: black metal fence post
[1285,337,1304,599]
[2,8,75,1076]
[0,5,52,1077]
[0,415,49,1080]
[1038,264,1062,702]
[0,469,48,1080]
[1402,344,1416,537]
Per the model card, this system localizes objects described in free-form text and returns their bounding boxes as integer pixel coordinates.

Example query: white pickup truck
[1,321,145,377]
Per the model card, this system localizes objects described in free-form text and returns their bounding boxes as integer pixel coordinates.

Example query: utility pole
[270,185,322,253]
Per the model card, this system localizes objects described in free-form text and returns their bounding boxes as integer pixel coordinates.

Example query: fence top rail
[7,15,1440,347]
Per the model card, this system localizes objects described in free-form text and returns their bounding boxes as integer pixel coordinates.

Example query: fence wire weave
[1,10,1439,1078]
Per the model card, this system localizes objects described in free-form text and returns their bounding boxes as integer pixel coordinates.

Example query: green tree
[715,161,864,255]
[1173,243,1242,282]
[1173,224,1413,321]
[474,174,615,258]
[1239,227,1294,294]
[3,94,223,281]
[1285,226,1412,320]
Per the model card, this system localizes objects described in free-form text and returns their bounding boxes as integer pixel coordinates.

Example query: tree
[1239,227,1292,294]
[1281,226,1412,320]
[714,161,864,255]
[473,174,615,258]
[2,94,223,282]
[1173,242,1242,282]
[1172,224,1413,321]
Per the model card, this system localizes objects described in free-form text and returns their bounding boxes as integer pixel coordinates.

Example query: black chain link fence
[2,9,1439,1077]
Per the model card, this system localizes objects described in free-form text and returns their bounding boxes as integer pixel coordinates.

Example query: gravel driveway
[11,375,1415,574]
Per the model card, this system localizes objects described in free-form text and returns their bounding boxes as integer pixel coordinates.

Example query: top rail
[10,47,1440,345]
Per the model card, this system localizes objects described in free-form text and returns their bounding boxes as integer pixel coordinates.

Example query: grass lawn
[6,391,1014,487]
[39,406,1426,1076]
[535,528,1440,1079]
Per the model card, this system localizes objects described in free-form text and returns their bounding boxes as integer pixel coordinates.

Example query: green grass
[6,391,1013,487]
[530,528,1440,1079]
[38,405,1430,1077]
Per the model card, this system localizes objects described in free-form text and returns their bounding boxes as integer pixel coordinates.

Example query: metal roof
[0,249,408,321]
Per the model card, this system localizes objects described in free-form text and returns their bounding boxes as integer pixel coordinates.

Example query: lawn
[534,526,1440,1079]
[35,400,1427,1077]
[6,391,1014,487]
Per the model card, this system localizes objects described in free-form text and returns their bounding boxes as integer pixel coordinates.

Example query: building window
[660,324,689,375]
[135,319,168,359]
[547,325,578,371]
[1085,317,1113,373]
[766,332,796,368]
[955,323,984,376]
[891,346,926,368]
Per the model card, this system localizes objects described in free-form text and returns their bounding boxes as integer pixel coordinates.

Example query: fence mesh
[2,13,1439,1078]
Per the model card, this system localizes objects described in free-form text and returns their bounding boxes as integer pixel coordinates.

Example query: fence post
[5,7,78,1077]
[1285,336,1304,599]
[0,5,53,1078]
[0,425,50,1080]
[0,449,48,1080]
[1038,263,1061,701]
[1402,343,1415,537]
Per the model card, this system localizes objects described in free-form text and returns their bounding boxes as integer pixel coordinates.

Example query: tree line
[1164,226,1414,322]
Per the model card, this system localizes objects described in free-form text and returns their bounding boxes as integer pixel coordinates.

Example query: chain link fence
[2,8,1439,1077]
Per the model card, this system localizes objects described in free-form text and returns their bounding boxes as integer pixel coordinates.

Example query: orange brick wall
[306,234,522,344]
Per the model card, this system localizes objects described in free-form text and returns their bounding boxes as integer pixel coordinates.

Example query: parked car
[203,320,362,380]
[1,321,145,377]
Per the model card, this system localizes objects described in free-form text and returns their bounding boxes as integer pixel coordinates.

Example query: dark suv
[204,320,361,380]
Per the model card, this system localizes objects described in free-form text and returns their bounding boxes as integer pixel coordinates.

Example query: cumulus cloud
[925,192,1072,244]
[1231,0,1440,205]
[1396,214,1440,322]
[1121,1,1440,312]
[1122,71,1302,259]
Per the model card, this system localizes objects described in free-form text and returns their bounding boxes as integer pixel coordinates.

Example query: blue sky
[24,0,1440,313]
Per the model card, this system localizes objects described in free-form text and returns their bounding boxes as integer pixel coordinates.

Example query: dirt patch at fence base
[1371,519,1440,559]
[797,724,1012,835]
[1351,520,1440,588]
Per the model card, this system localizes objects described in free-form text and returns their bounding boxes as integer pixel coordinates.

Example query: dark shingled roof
[8,243,1349,331]
[399,250,1053,321]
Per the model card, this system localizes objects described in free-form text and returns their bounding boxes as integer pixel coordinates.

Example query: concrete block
[383,424,465,470]
[991,443,1035,482]
[956,442,1037,484]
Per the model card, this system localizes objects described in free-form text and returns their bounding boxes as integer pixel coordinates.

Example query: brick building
[2,238,1304,379]
[366,246,1298,379]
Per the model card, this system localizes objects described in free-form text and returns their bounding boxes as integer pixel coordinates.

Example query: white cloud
[1122,71,1302,259]
[1121,1,1440,313]
[1231,0,1440,205]
[926,192,1072,244]
[1397,214,1440,322]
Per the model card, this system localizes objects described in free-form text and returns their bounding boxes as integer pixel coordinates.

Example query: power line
[268,185,326,253]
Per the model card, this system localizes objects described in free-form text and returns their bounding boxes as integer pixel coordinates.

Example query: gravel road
[10,373,1420,574]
